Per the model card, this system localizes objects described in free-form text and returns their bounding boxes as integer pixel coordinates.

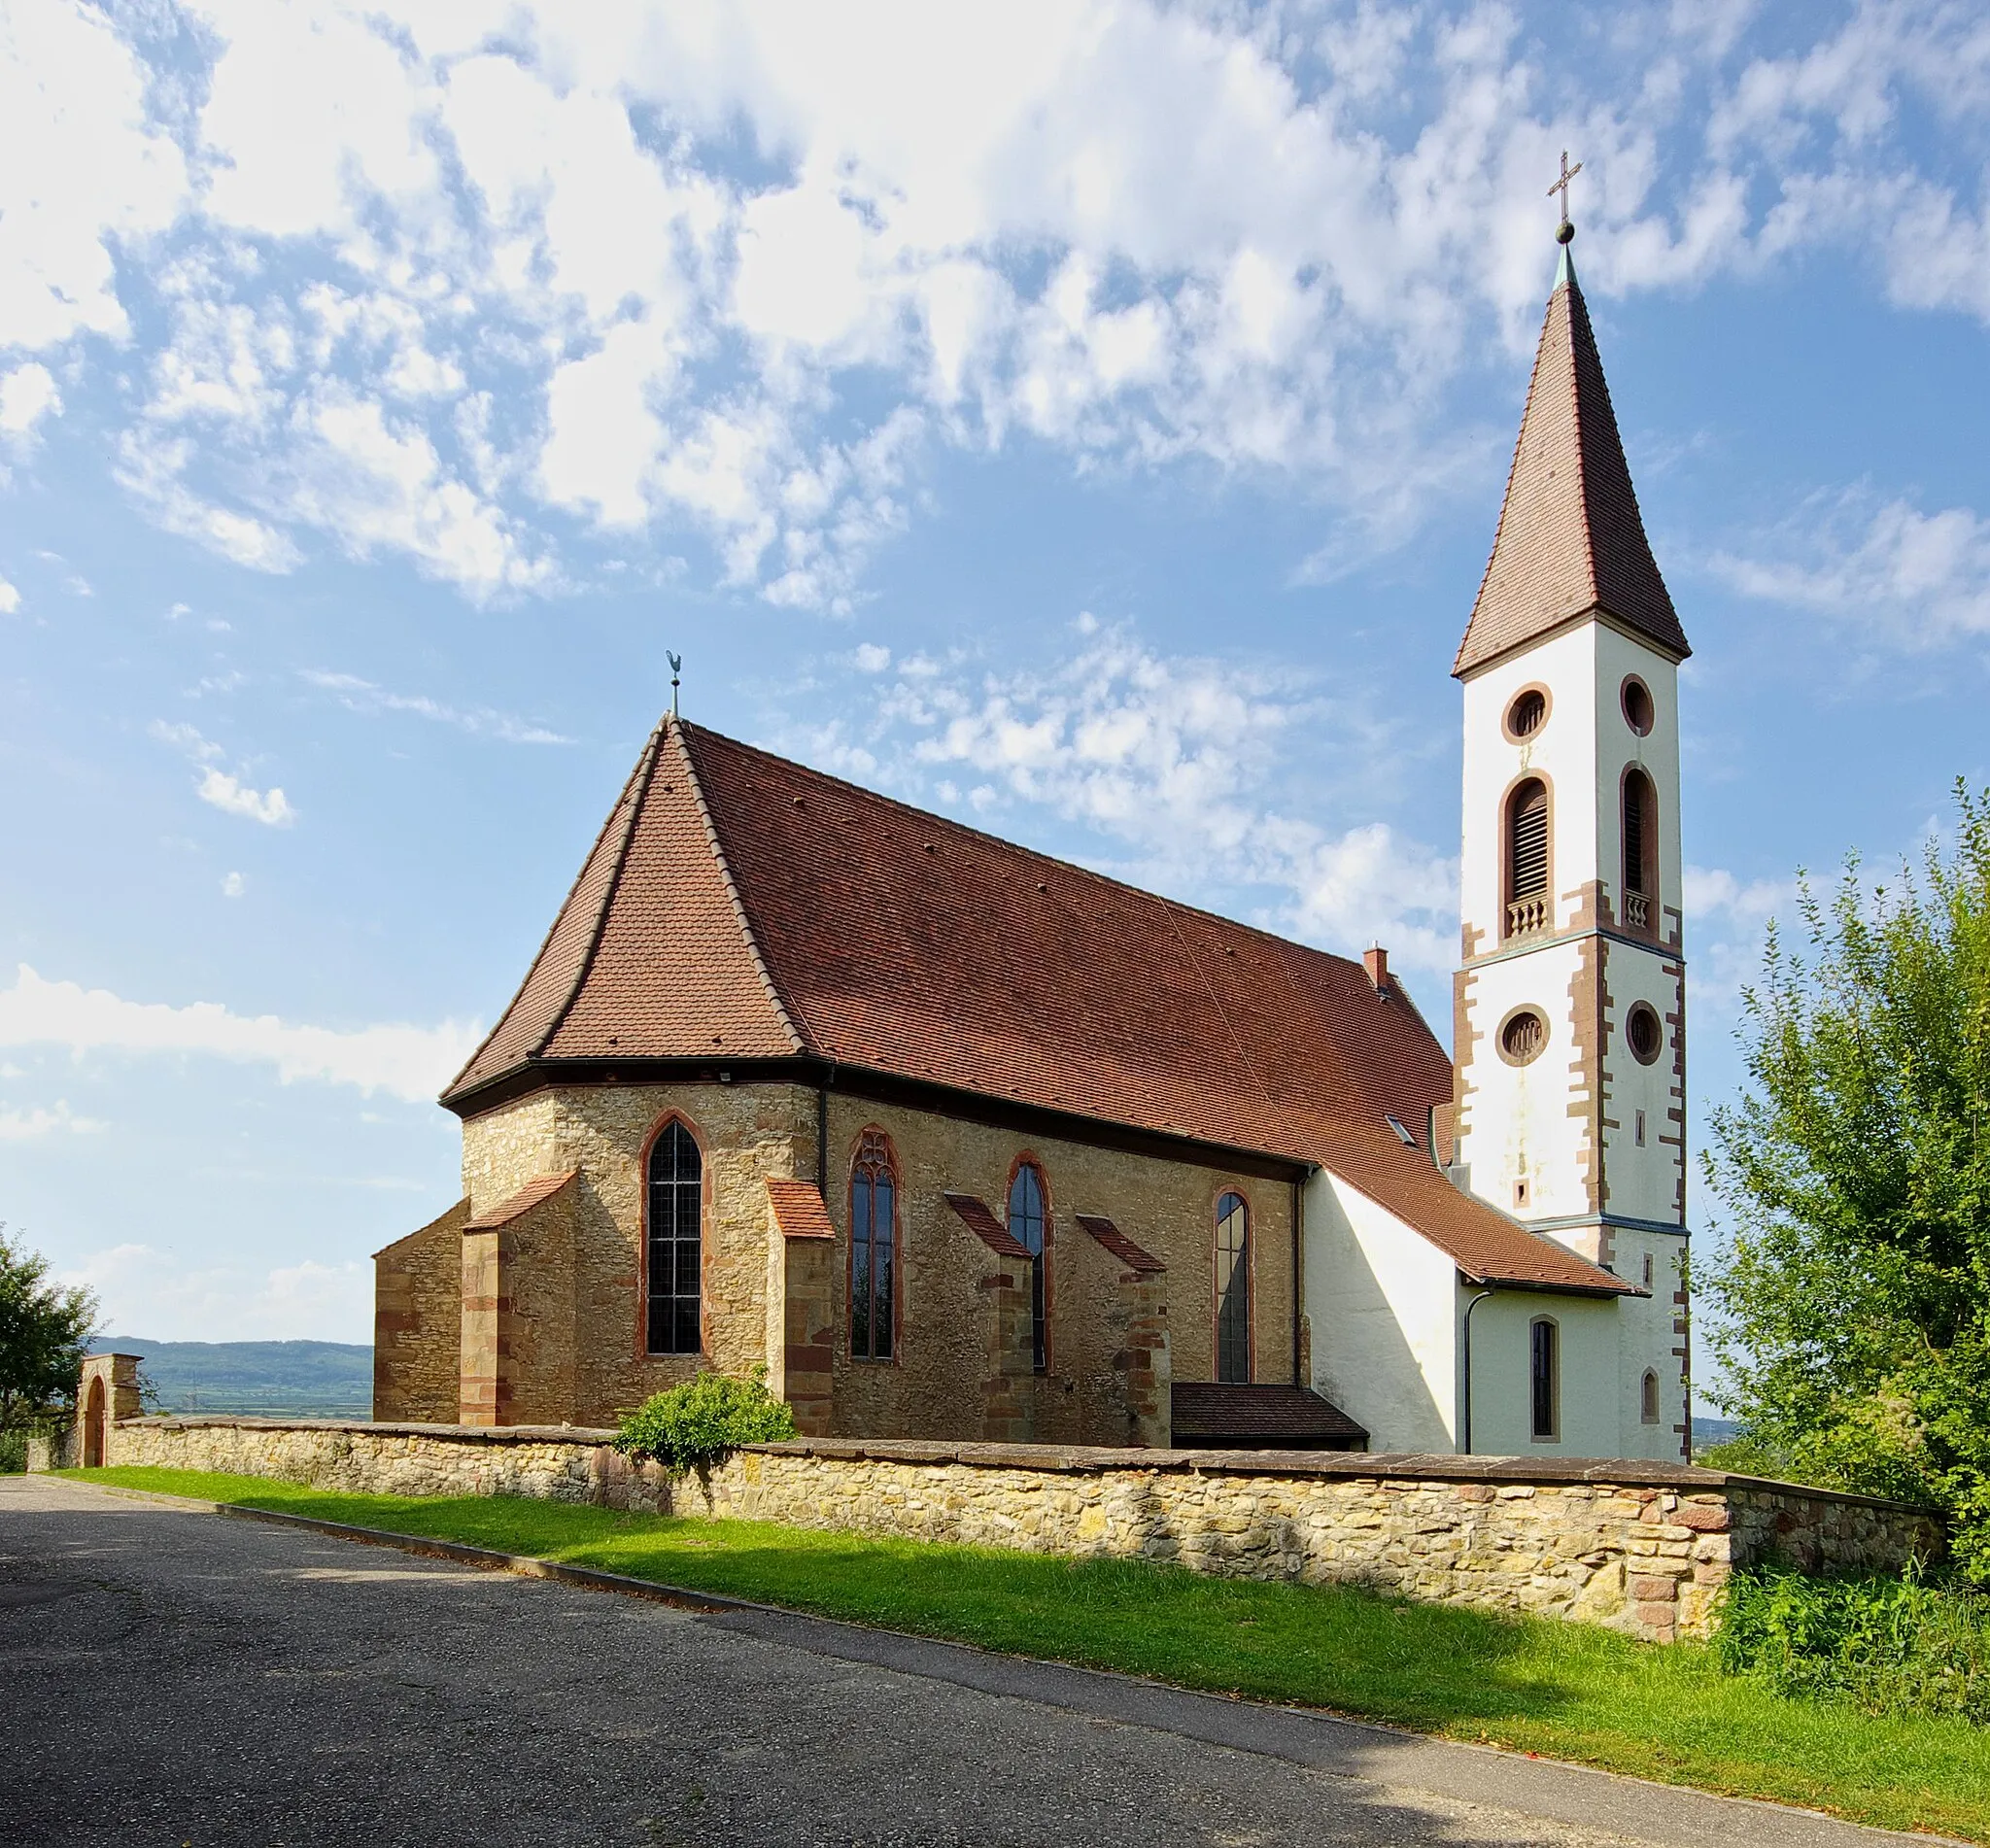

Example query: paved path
[0,1476,1950,1848]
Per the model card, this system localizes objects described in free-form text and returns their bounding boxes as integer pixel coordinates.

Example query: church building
[374,228,1691,1460]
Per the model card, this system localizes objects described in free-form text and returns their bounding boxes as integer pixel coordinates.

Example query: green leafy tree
[0,1227,99,1433]
[1703,782,1990,1579]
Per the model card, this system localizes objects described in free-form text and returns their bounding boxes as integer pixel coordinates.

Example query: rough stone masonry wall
[88,1418,1942,1646]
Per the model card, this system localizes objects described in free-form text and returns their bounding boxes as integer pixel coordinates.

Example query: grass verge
[64,1464,1990,1842]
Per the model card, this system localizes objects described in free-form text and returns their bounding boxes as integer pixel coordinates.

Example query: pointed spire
[1452,236,1690,679]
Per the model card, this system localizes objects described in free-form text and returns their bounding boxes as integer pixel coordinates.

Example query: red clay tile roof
[445,718,1627,1296]
[1074,1215,1166,1275]
[944,1192,1032,1260]
[1453,247,1690,679]
[463,1170,576,1232]
[766,1178,835,1240]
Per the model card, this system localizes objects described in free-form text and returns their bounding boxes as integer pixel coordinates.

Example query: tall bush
[612,1370,796,1475]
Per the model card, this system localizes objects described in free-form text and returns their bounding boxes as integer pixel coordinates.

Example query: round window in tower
[1504,686,1550,741]
[1498,1007,1549,1067]
[1626,1002,1664,1065]
[1621,676,1655,736]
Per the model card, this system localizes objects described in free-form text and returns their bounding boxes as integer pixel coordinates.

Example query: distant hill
[91,1337,371,1419]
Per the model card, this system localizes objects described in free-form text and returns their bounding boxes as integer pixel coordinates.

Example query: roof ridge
[536,724,667,1055]
[1564,270,1602,608]
[680,720,1378,983]
[439,725,662,1097]
[1158,896,1310,1163]
[672,719,808,1056]
[1453,291,1561,679]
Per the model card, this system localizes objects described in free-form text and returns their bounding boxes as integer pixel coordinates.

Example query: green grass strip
[66,1465,1990,1841]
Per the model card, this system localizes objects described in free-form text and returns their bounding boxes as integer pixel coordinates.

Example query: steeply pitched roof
[445,719,1628,1296]
[1453,245,1690,678]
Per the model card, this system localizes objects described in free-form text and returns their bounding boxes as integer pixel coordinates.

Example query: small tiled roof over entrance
[1453,245,1691,679]
[1171,1383,1369,1451]
[444,719,1628,1297]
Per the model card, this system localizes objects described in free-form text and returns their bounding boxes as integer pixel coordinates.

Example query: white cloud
[64,1244,373,1344]
[1684,864,1795,927]
[0,361,61,435]
[152,719,296,826]
[853,642,892,673]
[300,668,568,744]
[9,1,1990,612]
[0,1099,106,1141]
[0,0,189,350]
[796,618,1458,972]
[220,871,246,899]
[1714,494,1990,649]
[0,964,480,1103]
[0,574,18,615]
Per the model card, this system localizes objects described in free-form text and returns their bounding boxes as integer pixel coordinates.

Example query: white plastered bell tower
[1448,225,1693,1460]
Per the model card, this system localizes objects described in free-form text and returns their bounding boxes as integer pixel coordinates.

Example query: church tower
[1449,216,1692,1457]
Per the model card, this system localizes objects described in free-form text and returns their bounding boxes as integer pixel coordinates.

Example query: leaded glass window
[1216,1191,1251,1384]
[1007,1162,1047,1373]
[850,1130,897,1361]
[646,1121,703,1354]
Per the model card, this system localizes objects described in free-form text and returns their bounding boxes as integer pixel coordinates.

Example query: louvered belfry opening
[1506,778,1550,938]
[1622,768,1656,931]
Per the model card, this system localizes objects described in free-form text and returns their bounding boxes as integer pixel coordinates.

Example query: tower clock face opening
[1622,676,1655,736]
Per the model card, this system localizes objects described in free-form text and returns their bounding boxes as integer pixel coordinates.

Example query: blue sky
[3,1,1988,1350]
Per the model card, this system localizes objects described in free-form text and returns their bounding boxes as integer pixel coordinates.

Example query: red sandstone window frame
[1501,682,1553,743]
[1500,770,1554,941]
[1619,765,1660,937]
[847,1126,901,1364]
[1621,673,1656,737]
[635,1110,709,1361]
[1006,1153,1052,1375]
[1213,1188,1252,1385]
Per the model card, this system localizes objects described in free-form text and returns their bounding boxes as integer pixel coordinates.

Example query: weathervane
[1548,150,1583,244]
[668,651,682,718]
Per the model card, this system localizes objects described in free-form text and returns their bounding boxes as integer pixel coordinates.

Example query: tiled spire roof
[443,717,1629,1297]
[1453,244,1690,678]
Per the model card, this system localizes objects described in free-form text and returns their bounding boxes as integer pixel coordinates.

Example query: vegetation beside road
[68,1464,1990,1842]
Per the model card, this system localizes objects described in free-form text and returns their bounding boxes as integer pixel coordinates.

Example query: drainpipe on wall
[816,1065,833,1190]
[1459,1283,1497,1454]
[1290,1170,1309,1386]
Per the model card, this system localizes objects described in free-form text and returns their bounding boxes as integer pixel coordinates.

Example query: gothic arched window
[1007,1161,1048,1373]
[1215,1191,1252,1384]
[1529,1316,1560,1441]
[646,1120,703,1354]
[1641,1368,1661,1425]
[850,1130,897,1362]
[1622,768,1658,931]
[1505,778,1550,939]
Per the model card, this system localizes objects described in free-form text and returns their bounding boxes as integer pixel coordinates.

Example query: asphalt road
[0,1476,1949,1848]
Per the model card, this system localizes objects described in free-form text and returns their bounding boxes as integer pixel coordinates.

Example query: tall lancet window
[1215,1192,1252,1383]
[646,1121,703,1354]
[1505,778,1550,939]
[1007,1162,1048,1373]
[849,1130,897,1362]
[1622,769,1658,932]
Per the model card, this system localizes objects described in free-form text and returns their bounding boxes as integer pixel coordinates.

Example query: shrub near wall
[83,1418,1942,1646]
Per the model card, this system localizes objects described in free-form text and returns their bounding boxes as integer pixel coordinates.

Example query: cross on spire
[1548,151,1583,244]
